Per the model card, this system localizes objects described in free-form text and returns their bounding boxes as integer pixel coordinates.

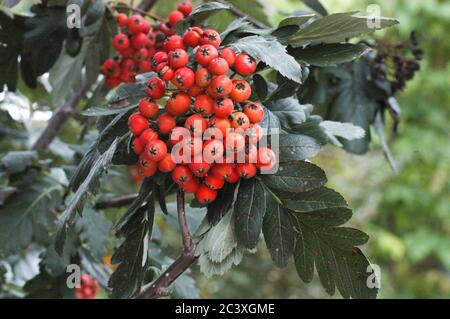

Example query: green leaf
[175,1,230,33]
[55,139,117,255]
[252,74,268,100]
[234,179,267,249]
[108,220,149,298]
[299,58,378,154]
[207,182,238,225]
[285,12,399,47]
[279,134,322,162]
[220,16,250,40]
[319,120,366,147]
[261,161,327,193]
[82,104,137,117]
[76,205,111,260]
[291,208,376,298]
[227,0,270,26]
[300,0,328,16]
[230,35,302,84]
[263,194,295,268]
[291,43,370,67]
[277,187,347,212]
[263,97,313,131]
[1,151,37,174]
[0,178,62,257]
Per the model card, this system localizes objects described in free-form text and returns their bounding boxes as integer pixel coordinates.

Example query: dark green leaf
[207,182,238,225]
[55,139,117,255]
[234,179,267,249]
[261,161,327,193]
[285,12,398,47]
[279,133,322,161]
[252,74,268,101]
[1,151,37,174]
[263,194,295,267]
[175,1,230,33]
[300,0,328,16]
[291,43,370,67]
[277,186,347,212]
[291,207,376,298]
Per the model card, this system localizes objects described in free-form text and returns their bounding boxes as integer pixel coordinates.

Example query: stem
[215,0,268,29]
[112,4,165,22]
[95,193,139,209]
[136,190,197,299]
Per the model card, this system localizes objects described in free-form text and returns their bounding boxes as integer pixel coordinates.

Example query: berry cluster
[125,15,276,204]
[101,1,194,87]
[75,274,99,299]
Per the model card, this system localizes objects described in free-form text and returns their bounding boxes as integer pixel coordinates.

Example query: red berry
[171,67,195,91]
[225,132,245,154]
[189,162,211,178]
[209,75,233,99]
[139,98,159,118]
[101,58,120,77]
[196,44,219,66]
[134,48,149,62]
[235,53,257,76]
[119,70,136,83]
[105,76,121,88]
[168,11,184,27]
[200,29,221,48]
[208,57,229,75]
[138,60,152,73]
[194,94,214,115]
[188,84,203,97]
[132,137,144,155]
[195,184,217,203]
[204,174,225,190]
[165,35,185,52]
[137,153,158,177]
[169,126,189,146]
[159,23,175,37]
[208,116,231,137]
[113,33,130,51]
[131,32,149,49]
[145,139,167,162]
[172,165,193,184]
[247,123,263,144]
[235,163,257,179]
[128,15,145,34]
[140,21,151,34]
[128,113,148,135]
[183,27,203,47]
[213,98,234,118]
[166,92,191,116]
[168,48,189,69]
[226,169,240,183]
[211,163,234,179]
[156,63,174,81]
[243,102,265,123]
[116,13,129,28]
[185,114,208,135]
[121,58,135,72]
[195,68,213,88]
[145,77,166,99]
[230,79,251,102]
[231,111,250,130]
[158,153,177,172]
[203,139,224,163]
[151,51,168,68]
[257,147,276,172]
[157,113,176,134]
[220,48,236,66]
[181,177,200,193]
[178,1,193,17]
[139,128,158,145]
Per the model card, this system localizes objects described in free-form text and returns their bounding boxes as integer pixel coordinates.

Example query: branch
[136,190,197,299]
[112,4,164,22]
[137,0,158,12]
[95,193,139,209]
[31,83,90,151]
[215,0,268,29]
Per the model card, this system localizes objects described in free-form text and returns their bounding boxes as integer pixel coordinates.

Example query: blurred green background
[194,0,450,299]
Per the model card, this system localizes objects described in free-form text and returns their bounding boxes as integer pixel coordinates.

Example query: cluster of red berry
[100,1,193,87]
[75,274,99,299]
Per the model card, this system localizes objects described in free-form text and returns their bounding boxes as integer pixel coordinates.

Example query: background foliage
[0,0,448,299]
